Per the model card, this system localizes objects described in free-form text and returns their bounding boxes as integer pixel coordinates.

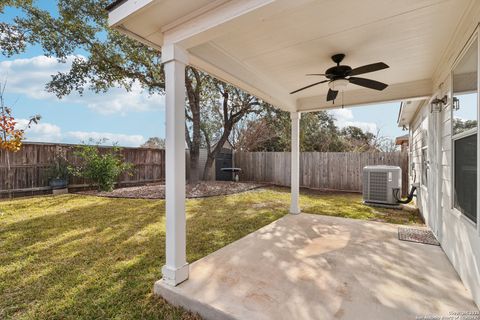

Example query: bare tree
[0,80,40,198]
[200,81,262,179]
[233,117,277,151]
[371,128,398,152]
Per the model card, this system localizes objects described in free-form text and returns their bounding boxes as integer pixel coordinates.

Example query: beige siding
[411,46,480,305]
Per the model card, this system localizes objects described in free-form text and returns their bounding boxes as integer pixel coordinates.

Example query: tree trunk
[189,147,200,183]
[203,123,233,180]
[202,153,215,181]
[185,67,202,183]
[6,151,12,199]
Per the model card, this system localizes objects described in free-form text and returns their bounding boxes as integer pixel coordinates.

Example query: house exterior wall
[411,85,480,309]
[408,4,480,306]
[409,105,429,220]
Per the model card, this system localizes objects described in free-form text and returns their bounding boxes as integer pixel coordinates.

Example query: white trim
[450,28,479,230]
[108,0,155,27]
[452,127,477,141]
[162,45,189,286]
[161,44,189,65]
[477,30,480,234]
[162,0,275,48]
[290,111,301,215]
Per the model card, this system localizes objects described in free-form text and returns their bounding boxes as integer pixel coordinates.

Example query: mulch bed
[78,181,265,199]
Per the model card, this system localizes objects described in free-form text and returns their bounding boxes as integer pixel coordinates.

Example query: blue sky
[0,3,404,147]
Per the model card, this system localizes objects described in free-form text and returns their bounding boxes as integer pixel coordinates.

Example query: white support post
[161,44,189,286]
[290,111,301,214]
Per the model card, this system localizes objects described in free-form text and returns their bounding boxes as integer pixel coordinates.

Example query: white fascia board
[108,0,155,27]
[115,25,163,51]
[397,100,425,127]
[162,0,275,48]
[397,102,407,126]
[296,79,432,112]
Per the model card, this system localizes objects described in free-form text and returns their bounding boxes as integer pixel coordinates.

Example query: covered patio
[156,213,476,319]
[106,0,480,317]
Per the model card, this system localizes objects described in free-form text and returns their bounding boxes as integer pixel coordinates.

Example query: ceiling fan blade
[349,77,388,91]
[306,73,326,76]
[290,80,329,94]
[349,62,389,76]
[326,89,338,101]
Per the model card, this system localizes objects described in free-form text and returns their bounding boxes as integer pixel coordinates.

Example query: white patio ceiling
[109,0,472,112]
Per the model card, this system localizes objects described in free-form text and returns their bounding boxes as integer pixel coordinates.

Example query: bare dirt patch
[78,181,265,199]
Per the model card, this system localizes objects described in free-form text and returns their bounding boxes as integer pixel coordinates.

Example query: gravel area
[78,181,265,199]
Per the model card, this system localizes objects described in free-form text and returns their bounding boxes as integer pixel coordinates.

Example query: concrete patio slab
[155,213,478,320]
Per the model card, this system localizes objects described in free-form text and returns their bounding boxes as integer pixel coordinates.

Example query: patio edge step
[154,279,238,320]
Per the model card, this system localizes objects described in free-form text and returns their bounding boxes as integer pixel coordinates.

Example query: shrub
[46,147,70,181]
[70,142,133,192]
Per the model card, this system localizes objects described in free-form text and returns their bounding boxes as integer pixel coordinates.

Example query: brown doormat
[398,227,440,246]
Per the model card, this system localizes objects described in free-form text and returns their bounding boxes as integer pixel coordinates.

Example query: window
[452,37,478,223]
[454,134,477,221]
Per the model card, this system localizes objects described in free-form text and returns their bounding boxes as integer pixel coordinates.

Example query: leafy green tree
[241,107,350,152]
[1,1,215,182]
[340,126,376,152]
[453,118,477,135]
[300,112,348,152]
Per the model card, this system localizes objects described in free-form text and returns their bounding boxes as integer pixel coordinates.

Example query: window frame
[450,30,480,229]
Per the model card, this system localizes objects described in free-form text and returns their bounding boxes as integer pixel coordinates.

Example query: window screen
[454,134,477,222]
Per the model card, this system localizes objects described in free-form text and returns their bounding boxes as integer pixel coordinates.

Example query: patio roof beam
[162,0,275,49]
[296,79,433,112]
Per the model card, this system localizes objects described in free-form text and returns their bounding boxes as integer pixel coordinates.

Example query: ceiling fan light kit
[328,79,349,90]
[290,53,390,103]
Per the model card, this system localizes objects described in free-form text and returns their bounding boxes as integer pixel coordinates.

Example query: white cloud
[67,131,145,147]
[17,119,62,142]
[329,108,378,134]
[14,119,145,147]
[343,121,378,134]
[0,55,164,115]
[329,108,354,122]
[80,82,164,115]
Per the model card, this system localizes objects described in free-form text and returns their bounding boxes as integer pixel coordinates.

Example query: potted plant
[47,154,69,191]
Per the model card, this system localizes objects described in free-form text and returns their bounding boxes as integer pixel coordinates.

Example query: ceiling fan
[290,54,389,103]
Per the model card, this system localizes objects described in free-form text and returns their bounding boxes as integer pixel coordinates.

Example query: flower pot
[49,178,68,189]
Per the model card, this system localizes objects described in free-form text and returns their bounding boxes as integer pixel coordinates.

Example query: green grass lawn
[0,187,422,319]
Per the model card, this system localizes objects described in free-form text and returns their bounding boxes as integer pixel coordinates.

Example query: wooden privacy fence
[0,142,165,197]
[234,151,409,194]
[1,143,408,197]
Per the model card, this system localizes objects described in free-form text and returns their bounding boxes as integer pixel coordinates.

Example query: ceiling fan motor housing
[325,65,352,80]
